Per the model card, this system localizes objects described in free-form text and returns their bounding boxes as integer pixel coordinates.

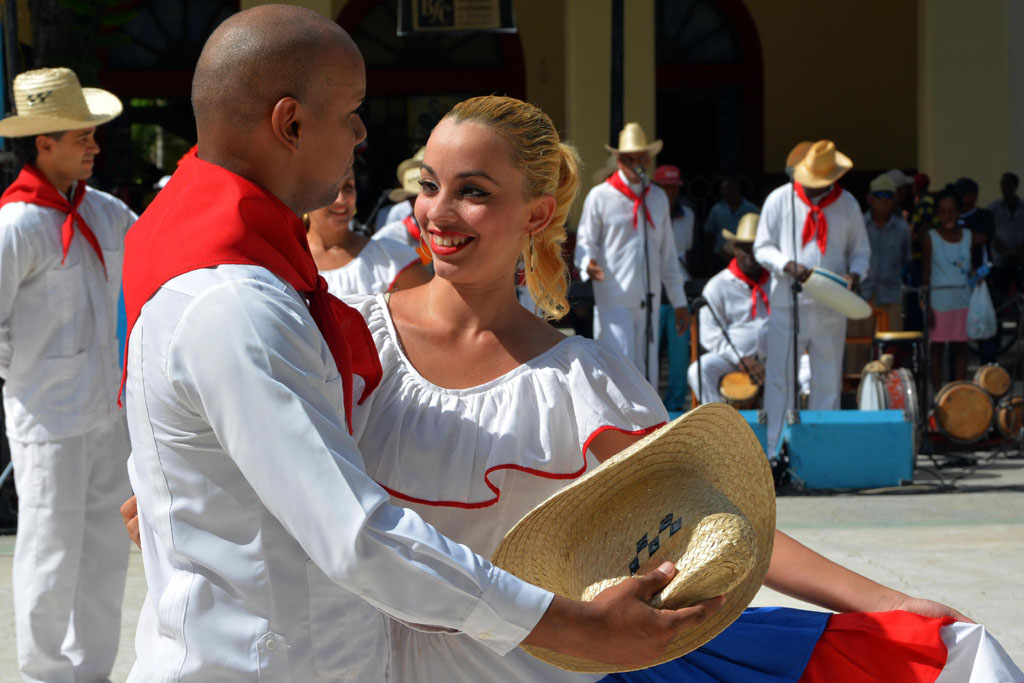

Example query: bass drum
[996,396,1024,440]
[718,371,760,409]
[857,371,886,410]
[933,381,995,444]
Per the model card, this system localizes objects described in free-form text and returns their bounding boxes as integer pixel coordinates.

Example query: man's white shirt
[0,185,135,442]
[574,171,687,309]
[699,267,769,365]
[753,183,871,310]
[125,264,551,682]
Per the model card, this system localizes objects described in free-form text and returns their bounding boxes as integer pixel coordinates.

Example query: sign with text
[398,0,517,35]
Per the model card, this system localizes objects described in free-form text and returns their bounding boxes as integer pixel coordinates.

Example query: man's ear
[35,134,55,160]
[270,97,302,152]
[527,194,557,235]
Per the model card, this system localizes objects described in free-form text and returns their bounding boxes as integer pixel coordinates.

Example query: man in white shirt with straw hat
[754,140,870,457]
[574,123,689,387]
[0,67,135,683]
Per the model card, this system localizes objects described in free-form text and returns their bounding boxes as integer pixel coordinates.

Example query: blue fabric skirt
[600,607,829,683]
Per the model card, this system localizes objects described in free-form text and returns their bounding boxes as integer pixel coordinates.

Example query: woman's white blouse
[346,293,669,683]
[319,236,420,296]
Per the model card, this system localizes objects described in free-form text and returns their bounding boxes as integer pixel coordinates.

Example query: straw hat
[0,67,122,138]
[388,146,426,202]
[721,212,759,244]
[492,403,775,673]
[604,122,663,157]
[792,140,853,188]
[784,141,813,172]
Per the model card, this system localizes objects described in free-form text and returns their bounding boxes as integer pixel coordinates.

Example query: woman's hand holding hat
[522,563,725,669]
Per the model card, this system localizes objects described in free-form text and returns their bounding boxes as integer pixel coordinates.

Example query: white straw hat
[721,212,759,244]
[792,140,853,189]
[492,403,775,673]
[0,67,122,138]
[388,146,426,202]
[604,122,663,157]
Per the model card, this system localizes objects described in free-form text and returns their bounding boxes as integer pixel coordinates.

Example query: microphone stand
[364,189,395,235]
[691,296,706,404]
[787,168,802,425]
[690,295,759,406]
[636,166,655,385]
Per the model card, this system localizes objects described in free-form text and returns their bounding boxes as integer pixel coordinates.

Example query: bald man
[122,6,719,681]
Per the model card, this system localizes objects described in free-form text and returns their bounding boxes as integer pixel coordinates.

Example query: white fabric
[381,200,413,230]
[574,171,688,384]
[344,293,667,683]
[0,185,136,442]
[763,306,847,455]
[753,183,871,312]
[125,264,552,682]
[933,621,1024,683]
[671,206,695,280]
[11,419,131,683]
[687,268,767,403]
[374,216,417,250]
[319,236,420,296]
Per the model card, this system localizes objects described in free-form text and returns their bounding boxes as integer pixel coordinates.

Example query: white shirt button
[266,638,277,651]
[478,632,492,640]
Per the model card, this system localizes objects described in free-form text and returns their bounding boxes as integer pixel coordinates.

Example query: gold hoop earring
[528,234,537,272]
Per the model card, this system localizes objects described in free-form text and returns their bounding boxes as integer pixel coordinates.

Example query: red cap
[653,164,683,186]
[913,172,930,192]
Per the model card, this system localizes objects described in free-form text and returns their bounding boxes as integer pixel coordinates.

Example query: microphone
[634,166,648,185]
[689,295,708,309]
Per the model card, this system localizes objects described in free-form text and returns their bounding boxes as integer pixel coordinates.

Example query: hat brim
[604,139,664,157]
[492,404,775,673]
[388,188,417,203]
[0,87,122,137]
[793,151,853,188]
[721,229,754,244]
[784,141,813,171]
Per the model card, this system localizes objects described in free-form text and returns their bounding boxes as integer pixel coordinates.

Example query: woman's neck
[307,222,367,270]
[422,273,523,333]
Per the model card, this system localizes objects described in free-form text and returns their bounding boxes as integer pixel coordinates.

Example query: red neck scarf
[0,164,106,276]
[795,182,843,254]
[120,154,382,433]
[606,171,654,229]
[727,258,770,319]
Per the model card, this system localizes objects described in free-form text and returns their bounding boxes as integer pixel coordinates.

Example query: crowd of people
[0,5,1022,683]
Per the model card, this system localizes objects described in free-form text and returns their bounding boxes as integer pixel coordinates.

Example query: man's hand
[120,495,141,549]
[522,561,725,669]
[586,260,605,282]
[843,272,861,291]
[674,307,690,336]
[739,356,765,384]
[783,261,811,283]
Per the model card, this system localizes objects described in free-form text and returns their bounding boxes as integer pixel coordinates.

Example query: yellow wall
[743,0,918,173]
[515,0,567,133]
[918,0,1014,203]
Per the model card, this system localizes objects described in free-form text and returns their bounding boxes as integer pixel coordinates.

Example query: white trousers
[11,417,131,683]
[688,353,812,405]
[764,306,846,456]
[594,304,661,387]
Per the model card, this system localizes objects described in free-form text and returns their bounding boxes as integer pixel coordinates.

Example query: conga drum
[873,331,924,373]
[973,364,1011,399]
[996,396,1024,439]
[718,371,760,409]
[933,381,994,443]
[859,369,920,455]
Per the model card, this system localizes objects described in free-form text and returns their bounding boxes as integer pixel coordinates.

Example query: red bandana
[119,154,382,434]
[727,258,770,319]
[606,172,654,229]
[0,164,106,276]
[795,182,843,254]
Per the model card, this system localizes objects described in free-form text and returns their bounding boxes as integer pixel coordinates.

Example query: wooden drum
[973,364,1011,399]
[719,371,760,409]
[933,381,994,443]
[996,396,1024,439]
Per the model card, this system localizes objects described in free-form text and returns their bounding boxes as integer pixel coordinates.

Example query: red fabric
[119,154,382,433]
[402,215,431,264]
[0,164,106,276]
[606,172,654,229]
[381,422,665,510]
[727,258,771,319]
[798,611,955,683]
[795,182,844,254]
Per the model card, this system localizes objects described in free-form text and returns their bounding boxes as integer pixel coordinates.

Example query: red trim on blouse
[379,422,665,509]
[386,257,422,292]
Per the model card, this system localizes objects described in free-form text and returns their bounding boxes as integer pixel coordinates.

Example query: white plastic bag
[967,281,996,340]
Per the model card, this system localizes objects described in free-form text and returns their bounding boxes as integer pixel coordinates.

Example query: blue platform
[780,409,913,490]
